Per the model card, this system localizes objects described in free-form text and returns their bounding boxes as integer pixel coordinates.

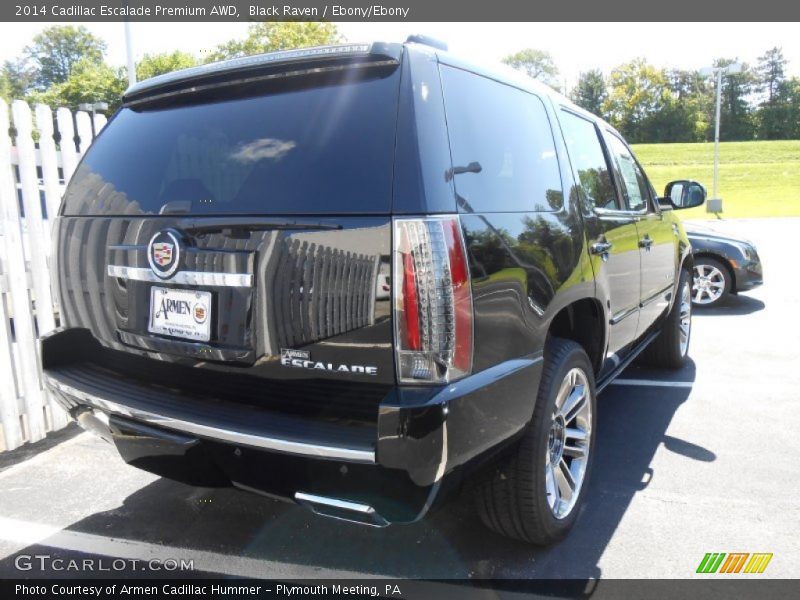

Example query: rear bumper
[45,372,374,463]
[42,328,542,525]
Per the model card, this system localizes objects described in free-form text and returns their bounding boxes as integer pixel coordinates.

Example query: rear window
[63,68,401,216]
[440,65,563,213]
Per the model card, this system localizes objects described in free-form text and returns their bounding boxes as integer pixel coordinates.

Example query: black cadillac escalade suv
[42,38,705,544]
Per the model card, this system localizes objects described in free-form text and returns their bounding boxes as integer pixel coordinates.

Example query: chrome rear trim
[107,265,252,288]
[45,374,375,464]
[295,492,389,527]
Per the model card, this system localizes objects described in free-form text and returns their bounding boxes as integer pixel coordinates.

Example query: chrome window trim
[593,206,648,219]
[107,265,252,288]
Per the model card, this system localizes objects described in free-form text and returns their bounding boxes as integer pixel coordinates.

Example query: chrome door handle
[590,241,613,255]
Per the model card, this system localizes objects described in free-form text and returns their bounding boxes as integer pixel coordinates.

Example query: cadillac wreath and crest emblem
[147,229,182,279]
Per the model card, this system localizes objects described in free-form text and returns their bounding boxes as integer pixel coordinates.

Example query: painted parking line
[0,515,381,579]
[610,379,694,388]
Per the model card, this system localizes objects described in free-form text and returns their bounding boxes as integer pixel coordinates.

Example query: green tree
[571,69,607,118]
[0,70,10,103]
[24,25,107,90]
[713,58,755,141]
[754,48,793,139]
[502,48,560,89]
[1,59,37,100]
[756,47,787,104]
[666,69,698,101]
[780,78,800,139]
[666,69,713,141]
[28,58,126,112]
[758,77,800,139]
[136,51,198,81]
[207,22,341,62]
[604,59,706,143]
[645,100,701,143]
[603,59,672,142]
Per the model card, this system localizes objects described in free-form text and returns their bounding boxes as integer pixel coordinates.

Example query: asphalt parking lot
[0,217,797,580]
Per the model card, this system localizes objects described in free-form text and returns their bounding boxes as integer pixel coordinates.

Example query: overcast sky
[1,22,799,89]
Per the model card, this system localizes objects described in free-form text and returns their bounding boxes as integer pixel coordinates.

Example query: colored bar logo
[697,553,773,574]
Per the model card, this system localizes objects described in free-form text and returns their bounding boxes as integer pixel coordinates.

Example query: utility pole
[124,20,136,87]
[699,62,742,217]
[713,68,722,200]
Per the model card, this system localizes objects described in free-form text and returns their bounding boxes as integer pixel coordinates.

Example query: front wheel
[475,338,596,544]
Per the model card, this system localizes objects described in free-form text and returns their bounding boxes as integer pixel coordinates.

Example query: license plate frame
[148,286,212,342]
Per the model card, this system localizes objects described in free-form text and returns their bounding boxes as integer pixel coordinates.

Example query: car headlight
[731,242,756,260]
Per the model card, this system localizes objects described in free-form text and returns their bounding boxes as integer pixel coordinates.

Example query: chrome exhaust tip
[295,492,389,528]
[73,407,114,444]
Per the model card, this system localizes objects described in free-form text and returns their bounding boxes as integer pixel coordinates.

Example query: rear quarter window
[440,65,563,213]
[62,68,401,216]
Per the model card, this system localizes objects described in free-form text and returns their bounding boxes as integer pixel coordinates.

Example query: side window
[558,110,618,210]
[440,65,563,213]
[604,133,651,212]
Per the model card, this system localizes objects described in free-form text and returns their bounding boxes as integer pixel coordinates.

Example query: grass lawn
[631,140,800,219]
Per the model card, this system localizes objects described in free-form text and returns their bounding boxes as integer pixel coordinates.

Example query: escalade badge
[148,229,182,279]
[280,348,377,376]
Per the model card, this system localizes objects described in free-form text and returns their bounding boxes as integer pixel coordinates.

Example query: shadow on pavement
[693,295,765,316]
[662,435,716,462]
[1,361,700,586]
[0,423,81,473]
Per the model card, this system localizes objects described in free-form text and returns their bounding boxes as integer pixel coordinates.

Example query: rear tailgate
[54,57,401,413]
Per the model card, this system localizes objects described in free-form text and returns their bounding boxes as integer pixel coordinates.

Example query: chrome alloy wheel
[692,264,726,305]
[679,278,692,357]
[545,367,592,519]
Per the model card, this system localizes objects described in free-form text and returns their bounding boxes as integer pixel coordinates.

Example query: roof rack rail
[405,35,448,52]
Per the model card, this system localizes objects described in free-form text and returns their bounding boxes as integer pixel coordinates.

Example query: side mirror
[660,180,706,210]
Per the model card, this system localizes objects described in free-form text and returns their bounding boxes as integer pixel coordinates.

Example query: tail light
[393,216,473,383]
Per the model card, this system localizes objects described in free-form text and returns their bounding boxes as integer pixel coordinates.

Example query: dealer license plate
[148,286,212,342]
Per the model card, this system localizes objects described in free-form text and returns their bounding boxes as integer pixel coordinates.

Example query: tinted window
[63,69,400,216]
[440,66,563,213]
[604,133,650,212]
[558,110,618,210]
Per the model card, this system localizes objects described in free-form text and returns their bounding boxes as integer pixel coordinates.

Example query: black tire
[475,338,596,544]
[639,268,692,369]
[692,257,731,307]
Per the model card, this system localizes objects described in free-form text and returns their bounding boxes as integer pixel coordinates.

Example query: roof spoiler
[123,42,403,104]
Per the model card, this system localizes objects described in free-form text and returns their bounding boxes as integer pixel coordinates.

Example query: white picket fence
[0,100,107,452]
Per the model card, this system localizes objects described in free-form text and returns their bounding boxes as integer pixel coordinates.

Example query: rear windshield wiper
[445,161,482,182]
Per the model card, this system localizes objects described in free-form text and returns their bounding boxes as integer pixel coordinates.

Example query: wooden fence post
[0,101,47,444]
[0,101,24,450]
[56,108,78,182]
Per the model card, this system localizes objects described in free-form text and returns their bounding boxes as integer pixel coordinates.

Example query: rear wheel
[639,268,692,369]
[475,338,596,544]
[692,257,731,307]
